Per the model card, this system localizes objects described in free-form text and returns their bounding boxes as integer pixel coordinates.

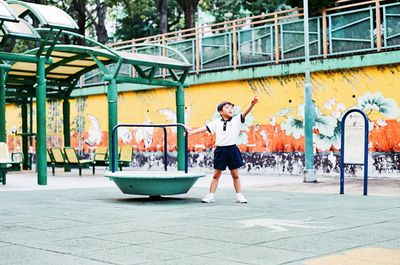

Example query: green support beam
[107,78,118,171]
[115,76,188,88]
[0,51,52,64]
[21,99,29,170]
[176,85,185,171]
[29,97,33,149]
[0,68,6,142]
[36,57,47,185]
[63,97,71,147]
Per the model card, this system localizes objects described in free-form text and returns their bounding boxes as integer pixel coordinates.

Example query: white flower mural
[357,92,400,119]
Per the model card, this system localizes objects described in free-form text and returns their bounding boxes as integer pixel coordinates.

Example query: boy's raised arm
[242,96,258,119]
[188,126,208,136]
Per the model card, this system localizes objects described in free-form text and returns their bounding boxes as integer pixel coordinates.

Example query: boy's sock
[202,193,215,203]
[236,193,248,203]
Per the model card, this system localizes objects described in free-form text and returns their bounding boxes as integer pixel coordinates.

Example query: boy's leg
[231,168,248,203]
[230,168,241,193]
[202,169,222,203]
[210,169,222,193]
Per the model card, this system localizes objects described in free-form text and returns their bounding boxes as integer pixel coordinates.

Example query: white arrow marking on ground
[239,218,332,232]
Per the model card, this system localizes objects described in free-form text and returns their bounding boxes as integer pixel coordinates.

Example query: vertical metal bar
[375,0,382,51]
[36,57,47,185]
[280,23,285,61]
[0,70,5,183]
[274,13,280,64]
[317,18,321,57]
[175,85,185,171]
[111,125,117,172]
[131,39,136,77]
[107,78,118,171]
[184,128,188,173]
[63,98,71,147]
[29,97,33,146]
[329,15,333,54]
[163,127,168,171]
[21,99,29,170]
[303,0,316,182]
[237,30,242,66]
[363,112,369,196]
[370,8,374,49]
[340,115,345,194]
[195,27,200,74]
[232,21,237,69]
[383,6,387,47]
[251,27,255,56]
[270,26,274,61]
[228,33,232,67]
[0,69,6,143]
[162,35,167,77]
[192,39,196,72]
[322,10,328,58]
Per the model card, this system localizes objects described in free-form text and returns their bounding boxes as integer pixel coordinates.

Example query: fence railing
[80,0,400,86]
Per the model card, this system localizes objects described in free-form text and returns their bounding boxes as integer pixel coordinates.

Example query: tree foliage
[285,0,337,16]
[107,0,183,41]
[18,0,338,44]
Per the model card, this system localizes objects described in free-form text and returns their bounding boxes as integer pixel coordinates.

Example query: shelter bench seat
[64,147,94,176]
[0,142,23,185]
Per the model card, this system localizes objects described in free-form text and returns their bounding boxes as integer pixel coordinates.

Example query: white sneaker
[236,193,248,204]
[202,193,215,203]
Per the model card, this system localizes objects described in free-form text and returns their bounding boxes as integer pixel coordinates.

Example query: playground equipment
[105,123,205,197]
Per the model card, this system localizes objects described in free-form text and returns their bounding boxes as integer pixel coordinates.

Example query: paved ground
[1,169,400,265]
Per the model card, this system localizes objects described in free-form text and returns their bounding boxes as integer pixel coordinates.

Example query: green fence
[82,2,400,85]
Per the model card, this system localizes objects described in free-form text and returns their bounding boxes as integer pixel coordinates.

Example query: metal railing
[80,0,400,86]
[110,123,189,173]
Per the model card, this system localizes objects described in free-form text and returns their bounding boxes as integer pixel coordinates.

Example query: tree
[200,0,285,23]
[158,0,168,34]
[86,0,109,43]
[285,0,337,16]
[72,0,86,45]
[107,0,183,41]
[175,0,199,29]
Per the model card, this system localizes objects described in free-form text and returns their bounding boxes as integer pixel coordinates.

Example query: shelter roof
[6,44,191,90]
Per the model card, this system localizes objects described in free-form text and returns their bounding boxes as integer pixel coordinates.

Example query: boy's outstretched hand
[251,96,258,105]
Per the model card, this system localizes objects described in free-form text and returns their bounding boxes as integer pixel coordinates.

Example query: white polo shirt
[206,114,244,146]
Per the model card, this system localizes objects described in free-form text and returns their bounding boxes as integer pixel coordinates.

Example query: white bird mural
[118,125,132,144]
[85,114,102,146]
[134,119,154,149]
[158,106,191,132]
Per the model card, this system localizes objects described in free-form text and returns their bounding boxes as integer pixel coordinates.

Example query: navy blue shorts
[213,145,244,171]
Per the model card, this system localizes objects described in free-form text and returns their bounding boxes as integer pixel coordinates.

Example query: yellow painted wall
[5,65,400,152]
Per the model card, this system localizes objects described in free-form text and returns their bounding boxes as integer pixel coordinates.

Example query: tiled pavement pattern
[1,173,400,265]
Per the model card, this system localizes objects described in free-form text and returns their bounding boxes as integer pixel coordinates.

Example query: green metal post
[36,57,47,185]
[21,99,29,170]
[176,85,185,171]
[303,0,316,182]
[107,78,118,171]
[0,69,6,142]
[63,97,71,172]
[29,97,33,144]
[0,69,6,183]
[63,98,71,147]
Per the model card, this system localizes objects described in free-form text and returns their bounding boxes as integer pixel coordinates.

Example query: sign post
[340,109,369,195]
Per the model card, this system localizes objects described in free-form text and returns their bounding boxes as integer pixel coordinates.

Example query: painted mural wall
[5,64,400,176]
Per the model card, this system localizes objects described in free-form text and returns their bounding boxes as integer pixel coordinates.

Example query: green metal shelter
[0,0,191,185]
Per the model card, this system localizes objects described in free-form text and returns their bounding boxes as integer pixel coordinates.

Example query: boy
[188,96,258,203]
